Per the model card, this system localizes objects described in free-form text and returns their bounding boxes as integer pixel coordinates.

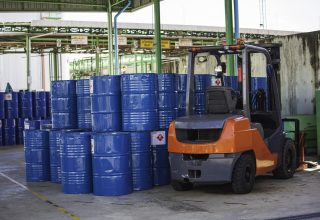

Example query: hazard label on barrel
[151,131,166,145]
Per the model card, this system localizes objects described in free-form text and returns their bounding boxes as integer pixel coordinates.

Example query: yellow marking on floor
[0,172,80,220]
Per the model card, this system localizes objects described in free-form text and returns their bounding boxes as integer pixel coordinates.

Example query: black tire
[273,139,296,179]
[171,181,193,191]
[231,153,256,194]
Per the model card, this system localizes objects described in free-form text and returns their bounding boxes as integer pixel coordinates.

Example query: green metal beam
[53,52,58,80]
[95,37,101,76]
[154,0,161,74]
[108,0,114,75]
[26,34,31,90]
[225,0,235,76]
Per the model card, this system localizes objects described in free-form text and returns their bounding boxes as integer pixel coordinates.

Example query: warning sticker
[4,93,12,101]
[91,138,95,154]
[151,131,166,145]
[24,122,30,130]
[89,79,94,94]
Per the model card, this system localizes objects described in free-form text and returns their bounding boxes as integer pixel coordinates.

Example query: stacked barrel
[194,74,212,115]
[76,79,92,130]
[24,130,50,182]
[0,89,51,147]
[175,74,187,117]
[61,132,92,194]
[51,80,77,129]
[121,73,158,192]
[158,74,176,129]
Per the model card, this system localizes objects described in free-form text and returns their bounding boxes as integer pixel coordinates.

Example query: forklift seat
[206,86,238,114]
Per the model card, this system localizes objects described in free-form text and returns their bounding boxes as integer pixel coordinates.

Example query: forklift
[168,44,299,194]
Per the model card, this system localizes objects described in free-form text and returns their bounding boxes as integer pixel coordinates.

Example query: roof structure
[0,0,154,12]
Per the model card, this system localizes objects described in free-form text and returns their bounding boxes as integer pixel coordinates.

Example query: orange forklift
[168,44,300,194]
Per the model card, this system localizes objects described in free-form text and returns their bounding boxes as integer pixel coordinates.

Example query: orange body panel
[168,117,278,176]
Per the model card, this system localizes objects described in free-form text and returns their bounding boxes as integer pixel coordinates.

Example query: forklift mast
[186,44,281,125]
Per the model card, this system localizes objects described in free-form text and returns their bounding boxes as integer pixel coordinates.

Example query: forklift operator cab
[168,44,297,194]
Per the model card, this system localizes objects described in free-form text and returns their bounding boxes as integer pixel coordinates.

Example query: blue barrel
[92,132,132,196]
[49,130,62,183]
[76,79,92,130]
[0,92,4,119]
[0,120,3,146]
[33,91,47,119]
[175,74,187,117]
[91,76,121,132]
[4,92,18,119]
[18,91,33,118]
[24,130,50,182]
[194,74,211,115]
[16,118,24,145]
[45,92,51,119]
[24,119,40,130]
[121,73,158,131]
[51,80,77,129]
[157,74,177,129]
[130,132,153,191]
[151,131,170,186]
[3,118,16,145]
[61,132,92,194]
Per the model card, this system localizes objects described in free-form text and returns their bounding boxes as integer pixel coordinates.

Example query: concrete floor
[0,146,320,220]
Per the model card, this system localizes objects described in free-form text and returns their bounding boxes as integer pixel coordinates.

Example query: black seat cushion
[206,86,238,114]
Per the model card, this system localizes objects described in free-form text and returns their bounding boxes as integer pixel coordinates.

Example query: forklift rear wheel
[231,153,256,194]
[273,139,296,179]
[171,181,194,191]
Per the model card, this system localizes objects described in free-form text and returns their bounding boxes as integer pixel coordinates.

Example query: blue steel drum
[130,132,152,191]
[33,91,47,119]
[3,118,16,145]
[194,74,212,115]
[4,92,18,119]
[18,91,33,118]
[61,132,92,194]
[24,119,41,130]
[0,92,4,119]
[76,79,92,130]
[45,92,51,118]
[159,110,176,129]
[51,80,77,129]
[49,130,62,183]
[91,76,121,132]
[175,74,187,92]
[152,131,170,186]
[175,74,188,117]
[92,132,132,196]
[0,120,3,146]
[16,118,24,145]
[158,92,177,129]
[24,130,50,182]
[194,92,206,115]
[121,73,158,131]
[157,73,175,92]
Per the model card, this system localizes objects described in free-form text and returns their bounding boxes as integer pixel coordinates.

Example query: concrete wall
[272,31,320,115]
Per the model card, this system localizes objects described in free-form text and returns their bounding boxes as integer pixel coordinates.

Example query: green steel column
[53,52,58,80]
[154,0,162,74]
[107,0,114,75]
[96,37,100,76]
[225,0,235,76]
[26,34,31,90]
[316,90,320,160]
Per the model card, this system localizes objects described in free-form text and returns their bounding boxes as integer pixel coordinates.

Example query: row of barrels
[25,129,170,196]
[51,73,218,132]
[0,118,50,146]
[0,91,51,120]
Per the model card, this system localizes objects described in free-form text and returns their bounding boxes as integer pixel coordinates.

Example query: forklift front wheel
[231,153,256,194]
[171,181,194,191]
[273,139,296,179]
